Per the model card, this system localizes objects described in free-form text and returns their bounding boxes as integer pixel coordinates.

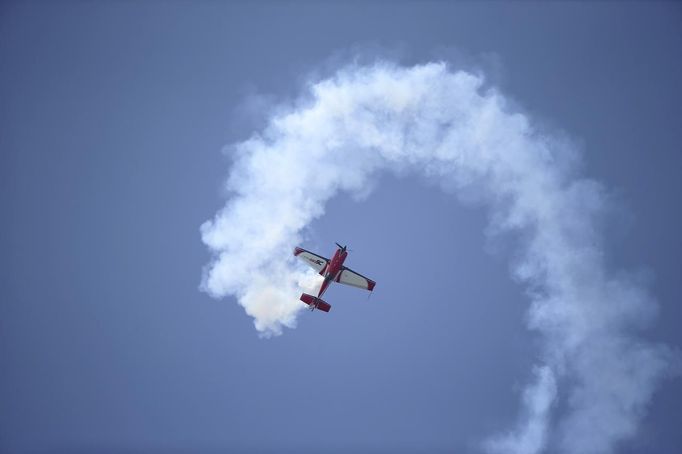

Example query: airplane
[294,242,376,313]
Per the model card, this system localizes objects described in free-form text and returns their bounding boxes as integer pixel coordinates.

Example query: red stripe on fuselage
[317,247,347,298]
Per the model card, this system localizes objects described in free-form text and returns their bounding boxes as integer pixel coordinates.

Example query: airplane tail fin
[300,293,331,312]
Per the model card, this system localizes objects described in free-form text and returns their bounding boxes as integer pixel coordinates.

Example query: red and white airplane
[294,243,376,313]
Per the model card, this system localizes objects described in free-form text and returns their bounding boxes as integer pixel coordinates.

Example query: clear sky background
[1,2,681,453]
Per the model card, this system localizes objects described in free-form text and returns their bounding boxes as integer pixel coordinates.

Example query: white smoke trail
[200,62,674,453]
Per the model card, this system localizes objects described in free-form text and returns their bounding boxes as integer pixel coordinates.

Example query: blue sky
[1,2,681,453]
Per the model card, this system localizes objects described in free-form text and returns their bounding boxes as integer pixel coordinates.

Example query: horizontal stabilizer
[300,293,331,312]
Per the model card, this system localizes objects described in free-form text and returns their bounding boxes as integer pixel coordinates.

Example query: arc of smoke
[200,62,674,454]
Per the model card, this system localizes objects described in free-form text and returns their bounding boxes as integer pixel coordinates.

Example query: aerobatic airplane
[294,243,376,312]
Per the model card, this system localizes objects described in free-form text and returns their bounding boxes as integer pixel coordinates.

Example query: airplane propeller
[335,242,348,252]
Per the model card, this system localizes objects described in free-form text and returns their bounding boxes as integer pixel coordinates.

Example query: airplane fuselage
[317,247,348,298]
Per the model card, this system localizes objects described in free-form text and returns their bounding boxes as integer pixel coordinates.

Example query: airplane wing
[293,247,329,274]
[336,266,376,291]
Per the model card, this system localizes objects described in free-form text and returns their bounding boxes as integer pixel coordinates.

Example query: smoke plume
[200,62,674,453]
